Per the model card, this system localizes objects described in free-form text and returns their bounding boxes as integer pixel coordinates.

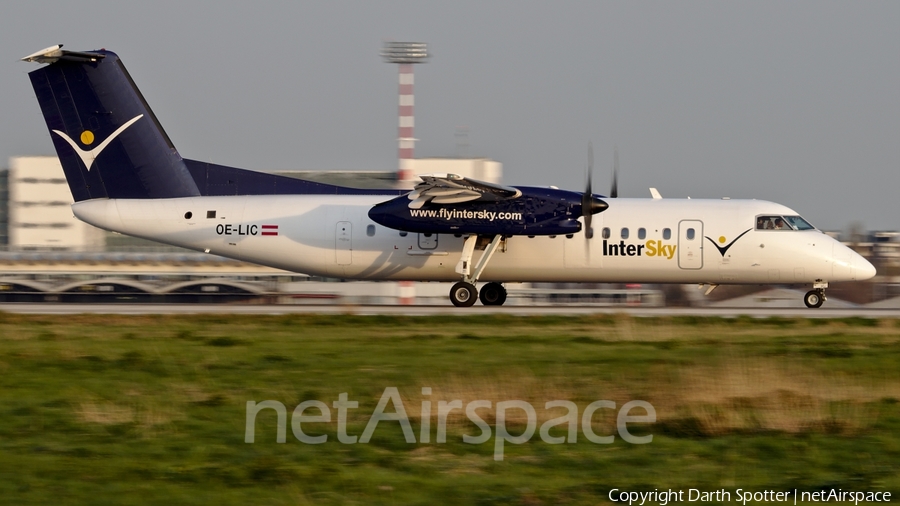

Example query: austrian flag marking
[261,225,279,236]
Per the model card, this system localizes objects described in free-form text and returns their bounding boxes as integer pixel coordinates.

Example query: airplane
[21,45,876,308]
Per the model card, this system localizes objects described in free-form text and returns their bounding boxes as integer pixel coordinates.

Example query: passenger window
[686,228,695,240]
[621,228,629,239]
[366,224,375,237]
[399,231,408,237]
[663,228,671,240]
[638,228,646,240]
[602,228,610,239]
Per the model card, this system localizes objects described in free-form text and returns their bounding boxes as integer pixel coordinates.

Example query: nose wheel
[804,289,825,309]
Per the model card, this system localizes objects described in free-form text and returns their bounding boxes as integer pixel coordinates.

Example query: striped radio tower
[382,42,429,187]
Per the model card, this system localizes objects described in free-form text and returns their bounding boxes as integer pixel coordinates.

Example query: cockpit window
[756,215,816,231]
[756,215,792,230]
[783,215,815,230]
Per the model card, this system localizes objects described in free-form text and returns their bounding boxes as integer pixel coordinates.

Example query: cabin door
[678,220,703,270]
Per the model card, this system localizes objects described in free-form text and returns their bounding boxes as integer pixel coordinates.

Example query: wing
[408,173,522,209]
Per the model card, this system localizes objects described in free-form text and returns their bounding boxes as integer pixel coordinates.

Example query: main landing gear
[804,280,828,309]
[448,234,508,307]
[449,282,478,307]
[479,282,508,306]
[448,281,508,307]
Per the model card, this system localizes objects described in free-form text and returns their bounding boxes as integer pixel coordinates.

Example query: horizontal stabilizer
[21,44,105,64]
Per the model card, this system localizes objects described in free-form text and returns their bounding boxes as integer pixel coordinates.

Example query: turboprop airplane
[21,45,876,308]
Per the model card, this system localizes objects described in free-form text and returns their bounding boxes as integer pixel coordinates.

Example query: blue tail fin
[24,46,200,202]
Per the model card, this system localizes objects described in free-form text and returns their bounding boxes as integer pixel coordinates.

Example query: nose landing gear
[804,280,828,309]
[804,290,825,309]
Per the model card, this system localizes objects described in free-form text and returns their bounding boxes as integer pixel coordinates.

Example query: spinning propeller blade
[583,143,595,240]
[582,143,608,255]
[611,144,619,198]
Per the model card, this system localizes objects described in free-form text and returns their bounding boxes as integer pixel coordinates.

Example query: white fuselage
[72,195,875,285]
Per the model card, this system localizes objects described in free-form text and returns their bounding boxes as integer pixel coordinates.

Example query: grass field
[1,312,899,505]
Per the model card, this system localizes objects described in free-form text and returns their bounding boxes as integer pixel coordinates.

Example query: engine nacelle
[368,186,600,236]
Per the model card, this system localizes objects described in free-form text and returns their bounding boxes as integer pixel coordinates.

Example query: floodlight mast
[381,42,429,186]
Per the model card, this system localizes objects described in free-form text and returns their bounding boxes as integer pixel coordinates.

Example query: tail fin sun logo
[52,114,144,171]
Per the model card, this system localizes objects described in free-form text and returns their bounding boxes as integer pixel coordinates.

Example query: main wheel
[479,282,508,306]
[450,282,478,307]
[804,290,825,309]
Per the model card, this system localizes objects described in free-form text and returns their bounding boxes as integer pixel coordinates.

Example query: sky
[1,1,897,231]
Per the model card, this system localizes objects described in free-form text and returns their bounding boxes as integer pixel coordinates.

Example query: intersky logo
[52,114,144,171]
[705,228,752,257]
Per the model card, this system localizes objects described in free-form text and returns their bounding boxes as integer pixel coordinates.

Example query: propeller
[582,142,608,244]
[611,144,619,198]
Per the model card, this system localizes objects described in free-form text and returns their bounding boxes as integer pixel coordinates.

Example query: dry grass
[379,357,900,436]
[652,358,899,435]
[78,401,136,425]
[77,398,183,433]
[391,369,586,425]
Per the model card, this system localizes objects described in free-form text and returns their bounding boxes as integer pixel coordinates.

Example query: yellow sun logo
[80,130,94,145]
[718,236,727,244]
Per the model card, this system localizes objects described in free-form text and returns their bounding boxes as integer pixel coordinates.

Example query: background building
[8,156,105,251]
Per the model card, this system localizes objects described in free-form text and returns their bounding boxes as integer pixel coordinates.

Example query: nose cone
[589,196,608,214]
[853,255,877,280]
[832,241,877,281]
[581,194,608,215]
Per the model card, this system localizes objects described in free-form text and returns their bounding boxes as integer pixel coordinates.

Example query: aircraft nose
[853,254,877,280]
[831,241,876,281]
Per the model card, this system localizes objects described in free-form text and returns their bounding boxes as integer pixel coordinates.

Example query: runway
[2,303,899,318]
